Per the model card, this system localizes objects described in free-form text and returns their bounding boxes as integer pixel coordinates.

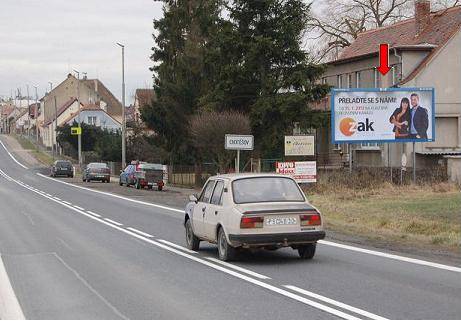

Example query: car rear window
[138,163,163,171]
[232,177,305,204]
[89,163,108,168]
[56,161,71,167]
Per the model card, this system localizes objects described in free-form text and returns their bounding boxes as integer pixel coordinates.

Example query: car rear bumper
[229,231,325,246]
[88,174,110,180]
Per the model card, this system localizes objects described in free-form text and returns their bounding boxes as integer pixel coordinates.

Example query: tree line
[141,0,330,167]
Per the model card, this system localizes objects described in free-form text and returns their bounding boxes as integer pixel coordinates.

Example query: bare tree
[308,0,459,62]
[190,111,251,173]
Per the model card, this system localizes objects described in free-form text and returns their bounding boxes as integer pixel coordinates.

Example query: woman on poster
[389,97,411,139]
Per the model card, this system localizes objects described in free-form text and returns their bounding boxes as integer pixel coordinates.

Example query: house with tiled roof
[61,103,121,131]
[319,0,461,170]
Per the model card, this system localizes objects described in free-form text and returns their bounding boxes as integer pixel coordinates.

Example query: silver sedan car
[184,173,325,261]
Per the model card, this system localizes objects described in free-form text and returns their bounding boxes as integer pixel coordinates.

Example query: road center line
[74,205,85,211]
[62,201,72,205]
[104,218,123,226]
[87,211,102,218]
[126,227,153,238]
[206,257,271,280]
[285,285,387,320]
[157,239,198,254]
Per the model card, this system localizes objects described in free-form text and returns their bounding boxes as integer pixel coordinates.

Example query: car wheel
[147,185,153,190]
[217,227,236,261]
[158,185,163,191]
[135,181,141,189]
[298,243,316,259]
[119,180,123,186]
[185,219,200,251]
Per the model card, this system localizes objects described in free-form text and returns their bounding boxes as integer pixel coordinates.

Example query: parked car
[50,160,74,178]
[184,173,325,261]
[119,162,165,191]
[82,162,111,183]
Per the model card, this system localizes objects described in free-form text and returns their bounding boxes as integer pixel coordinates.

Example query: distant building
[61,103,121,131]
[318,0,461,169]
[132,88,155,125]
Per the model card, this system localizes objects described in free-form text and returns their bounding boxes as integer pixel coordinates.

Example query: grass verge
[307,183,461,250]
[13,135,54,166]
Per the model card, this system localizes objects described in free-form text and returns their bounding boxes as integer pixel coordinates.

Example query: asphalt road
[0,136,460,319]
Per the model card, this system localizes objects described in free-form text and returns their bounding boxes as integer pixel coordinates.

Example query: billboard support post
[349,144,352,173]
[412,142,416,184]
[236,149,240,173]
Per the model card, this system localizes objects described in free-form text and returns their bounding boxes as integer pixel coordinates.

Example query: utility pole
[117,42,126,169]
[73,69,82,168]
[48,82,56,159]
[26,86,30,137]
[33,86,39,143]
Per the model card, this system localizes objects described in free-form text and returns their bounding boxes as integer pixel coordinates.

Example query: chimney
[415,0,431,35]
[94,79,98,93]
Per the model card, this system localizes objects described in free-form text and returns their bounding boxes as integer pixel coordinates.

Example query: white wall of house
[65,110,121,131]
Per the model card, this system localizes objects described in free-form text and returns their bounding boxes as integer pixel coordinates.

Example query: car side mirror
[189,194,198,203]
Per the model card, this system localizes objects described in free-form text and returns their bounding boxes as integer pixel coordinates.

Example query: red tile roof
[336,6,461,62]
[135,89,155,108]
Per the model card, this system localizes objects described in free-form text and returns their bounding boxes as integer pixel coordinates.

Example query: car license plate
[266,217,297,226]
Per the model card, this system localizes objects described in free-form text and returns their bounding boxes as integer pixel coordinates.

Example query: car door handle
[214,210,218,215]
[202,207,206,212]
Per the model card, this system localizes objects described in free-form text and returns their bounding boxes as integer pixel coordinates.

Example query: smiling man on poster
[409,93,429,139]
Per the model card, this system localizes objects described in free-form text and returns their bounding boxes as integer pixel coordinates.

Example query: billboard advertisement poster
[332,88,435,143]
[284,135,315,156]
[276,161,317,183]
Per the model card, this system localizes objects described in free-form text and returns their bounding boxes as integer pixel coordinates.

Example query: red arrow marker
[377,43,391,76]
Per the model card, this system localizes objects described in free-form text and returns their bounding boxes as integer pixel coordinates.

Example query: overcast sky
[0,0,164,104]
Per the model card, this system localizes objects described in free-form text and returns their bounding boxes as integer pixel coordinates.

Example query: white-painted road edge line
[126,227,153,238]
[157,239,198,254]
[74,205,85,211]
[319,240,461,273]
[206,257,271,280]
[285,285,387,320]
[3,168,370,320]
[0,254,25,320]
[0,138,29,170]
[37,173,184,213]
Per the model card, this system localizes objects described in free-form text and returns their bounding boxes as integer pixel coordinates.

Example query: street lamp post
[48,82,56,160]
[73,70,82,168]
[26,86,30,138]
[33,86,39,143]
[117,42,126,169]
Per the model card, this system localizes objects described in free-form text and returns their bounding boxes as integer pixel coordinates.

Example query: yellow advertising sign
[71,127,82,135]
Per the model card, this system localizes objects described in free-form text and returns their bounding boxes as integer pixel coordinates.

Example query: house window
[374,69,381,88]
[355,72,361,88]
[87,116,97,126]
[347,74,352,88]
[321,77,327,85]
[337,75,343,88]
[360,142,380,149]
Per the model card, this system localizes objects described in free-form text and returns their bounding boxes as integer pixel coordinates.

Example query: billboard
[332,88,435,143]
[276,161,317,183]
[284,136,315,156]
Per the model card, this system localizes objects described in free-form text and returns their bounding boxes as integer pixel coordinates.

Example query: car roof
[210,173,293,181]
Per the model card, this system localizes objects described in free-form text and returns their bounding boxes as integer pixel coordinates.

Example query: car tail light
[240,216,264,229]
[300,212,321,226]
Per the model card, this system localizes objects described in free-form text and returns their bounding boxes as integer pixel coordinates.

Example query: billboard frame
[331,87,436,144]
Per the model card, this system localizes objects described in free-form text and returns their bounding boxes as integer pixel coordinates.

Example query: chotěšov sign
[225,134,254,150]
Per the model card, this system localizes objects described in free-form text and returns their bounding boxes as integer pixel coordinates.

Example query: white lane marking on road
[0,254,25,320]
[0,138,29,170]
[285,285,387,320]
[45,193,52,197]
[104,218,123,226]
[53,197,61,201]
[157,239,198,254]
[53,253,127,319]
[74,205,85,211]
[62,201,72,205]
[37,173,184,213]
[206,257,271,280]
[126,227,153,238]
[319,240,461,273]
[87,211,102,218]
[35,174,461,274]
[4,169,373,320]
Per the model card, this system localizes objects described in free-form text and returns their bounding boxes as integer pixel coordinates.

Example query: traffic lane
[0,172,337,319]
[24,173,461,319]
[2,142,460,319]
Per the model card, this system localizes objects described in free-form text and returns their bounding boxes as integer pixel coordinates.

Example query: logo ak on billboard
[339,118,375,136]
